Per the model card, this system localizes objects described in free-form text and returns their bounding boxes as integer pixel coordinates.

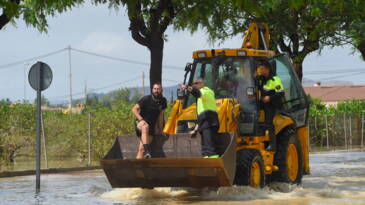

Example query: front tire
[272,127,303,184]
[234,149,265,188]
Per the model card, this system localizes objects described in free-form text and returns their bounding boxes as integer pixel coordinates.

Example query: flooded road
[1,150,364,205]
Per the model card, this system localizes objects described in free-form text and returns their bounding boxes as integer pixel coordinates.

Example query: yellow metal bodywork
[250,161,261,188]
[164,98,240,134]
[287,144,299,181]
[242,23,270,49]
[259,110,295,135]
[216,99,240,133]
[297,126,310,174]
[163,100,183,134]
[193,48,275,59]
[273,115,295,135]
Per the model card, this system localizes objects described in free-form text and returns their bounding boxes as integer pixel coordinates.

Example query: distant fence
[308,113,365,151]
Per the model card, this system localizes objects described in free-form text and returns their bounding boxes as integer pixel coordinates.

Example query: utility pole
[142,71,145,95]
[88,112,91,166]
[68,46,73,113]
[84,80,88,104]
[24,63,28,103]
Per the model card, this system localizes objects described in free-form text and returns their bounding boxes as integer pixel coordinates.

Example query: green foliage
[0,0,85,31]
[173,0,365,79]
[0,93,173,165]
[33,94,50,106]
[0,103,35,163]
[103,88,142,107]
[308,97,365,147]
[85,88,142,110]
[336,99,365,113]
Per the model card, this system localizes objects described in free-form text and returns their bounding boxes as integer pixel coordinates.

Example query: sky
[1,3,365,103]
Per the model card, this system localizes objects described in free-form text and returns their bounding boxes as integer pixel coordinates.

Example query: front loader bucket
[101,133,236,188]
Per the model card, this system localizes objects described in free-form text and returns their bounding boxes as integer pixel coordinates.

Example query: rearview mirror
[185,63,192,72]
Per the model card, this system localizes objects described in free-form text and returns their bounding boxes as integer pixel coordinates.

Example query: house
[304,85,365,106]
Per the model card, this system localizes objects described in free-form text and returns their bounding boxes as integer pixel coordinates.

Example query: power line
[0,46,185,71]
[162,78,180,83]
[319,70,365,81]
[91,76,141,92]
[0,48,68,70]
[306,68,365,75]
[70,47,183,71]
[48,76,140,100]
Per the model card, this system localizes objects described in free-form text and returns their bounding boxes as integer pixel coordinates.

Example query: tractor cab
[174,51,309,139]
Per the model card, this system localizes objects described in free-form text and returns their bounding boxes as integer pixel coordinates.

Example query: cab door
[272,54,309,127]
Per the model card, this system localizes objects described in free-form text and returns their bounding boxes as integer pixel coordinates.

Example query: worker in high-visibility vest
[181,77,220,158]
[256,60,285,151]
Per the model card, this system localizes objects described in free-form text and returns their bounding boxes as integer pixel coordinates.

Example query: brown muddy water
[1,150,365,205]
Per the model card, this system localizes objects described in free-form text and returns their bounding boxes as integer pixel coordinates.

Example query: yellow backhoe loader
[101,23,310,189]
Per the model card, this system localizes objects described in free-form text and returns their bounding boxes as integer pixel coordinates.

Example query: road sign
[28,61,53,193]
[28,62,53,91]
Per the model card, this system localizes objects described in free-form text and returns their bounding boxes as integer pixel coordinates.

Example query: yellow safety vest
[197,86,217,115]
[263,76,284,93]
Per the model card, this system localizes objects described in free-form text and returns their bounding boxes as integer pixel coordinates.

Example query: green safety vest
[263,76,284,93]
[197,86,217,115]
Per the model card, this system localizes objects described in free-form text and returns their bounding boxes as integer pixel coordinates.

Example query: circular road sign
[28,62,53,91]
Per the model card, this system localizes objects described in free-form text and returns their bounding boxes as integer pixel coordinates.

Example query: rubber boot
[143,144,151,158]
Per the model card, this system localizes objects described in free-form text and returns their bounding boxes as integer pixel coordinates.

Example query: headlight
[237,50,247,56]
[197,52,206,58]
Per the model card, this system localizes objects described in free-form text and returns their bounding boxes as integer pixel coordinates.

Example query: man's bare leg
[136,122,153,158]
[136,142,144,159]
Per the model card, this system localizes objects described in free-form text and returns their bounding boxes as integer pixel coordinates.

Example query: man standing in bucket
[181,78,220,158]
[132,82,167,159]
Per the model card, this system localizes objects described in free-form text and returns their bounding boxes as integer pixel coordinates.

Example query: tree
[33,94,50,106]
[343,7,365,60]
[0,0,83,31]
[347,21,365,60]
[2,0,208,89]
[94,0,206,88]
[174,0,361,81]
[0,98,11,105]
[105,88,132,104]
[0,0,20,30]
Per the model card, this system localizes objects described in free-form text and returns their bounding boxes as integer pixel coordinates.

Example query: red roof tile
[304,85,365,102]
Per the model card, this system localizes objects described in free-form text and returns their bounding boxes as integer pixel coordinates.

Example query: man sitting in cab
[256,60,285,151]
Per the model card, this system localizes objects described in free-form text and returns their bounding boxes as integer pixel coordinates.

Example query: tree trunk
[148,34,164,89]
[0,0,20,30]
[0,12,11,30]
[293,62,303,82]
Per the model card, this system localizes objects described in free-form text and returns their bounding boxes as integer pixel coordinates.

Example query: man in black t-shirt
[131,83,167,159]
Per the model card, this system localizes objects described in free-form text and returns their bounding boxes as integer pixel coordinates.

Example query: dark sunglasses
[193,82,202,85]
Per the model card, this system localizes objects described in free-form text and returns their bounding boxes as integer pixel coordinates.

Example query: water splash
[199,186,269,201]
[101,187,188,201]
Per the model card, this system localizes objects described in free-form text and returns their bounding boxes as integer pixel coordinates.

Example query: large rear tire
[234,149,265,188]
[272,127,303,184]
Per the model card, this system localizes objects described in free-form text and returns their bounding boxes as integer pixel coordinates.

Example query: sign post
[28,61,53,192]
